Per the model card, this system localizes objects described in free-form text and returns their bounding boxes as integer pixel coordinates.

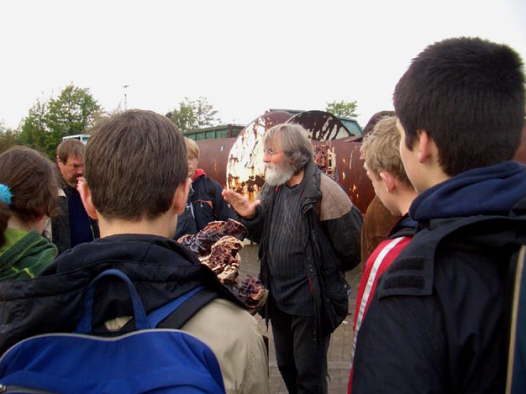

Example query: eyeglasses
[263,148,281,155]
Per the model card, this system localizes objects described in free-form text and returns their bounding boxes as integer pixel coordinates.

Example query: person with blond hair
[347,116,417,393]
[175,137,234,239]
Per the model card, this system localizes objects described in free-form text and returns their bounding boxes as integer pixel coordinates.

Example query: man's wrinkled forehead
[264,134,282,150]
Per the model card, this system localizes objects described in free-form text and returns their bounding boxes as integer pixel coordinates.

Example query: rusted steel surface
[226,111,292,201]
[332,139,374,214]
[288,110,352,140]
[196,138,235,188]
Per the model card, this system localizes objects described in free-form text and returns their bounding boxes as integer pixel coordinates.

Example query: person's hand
[222,189,261,219]
[76,176,86,193]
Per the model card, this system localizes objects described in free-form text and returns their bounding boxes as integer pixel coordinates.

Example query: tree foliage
[0,123,19,154]
[326,100,358,119]
[166,97,220,132]
[18,85,101,158]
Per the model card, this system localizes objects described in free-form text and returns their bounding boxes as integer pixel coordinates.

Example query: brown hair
[56,139,85,163]
[361,116,412,187]
[85,110,187,221]
[0,146,58,246]
[184,137,200,160]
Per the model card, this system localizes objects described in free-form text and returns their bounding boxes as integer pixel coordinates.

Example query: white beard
[265,162,295,186]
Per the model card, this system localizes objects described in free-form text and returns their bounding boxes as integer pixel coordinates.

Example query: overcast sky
[1,0,525,130]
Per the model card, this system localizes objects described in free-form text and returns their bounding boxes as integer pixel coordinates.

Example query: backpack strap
[76,269,150,334]
[147,285,204,328]
[156,287,218,329]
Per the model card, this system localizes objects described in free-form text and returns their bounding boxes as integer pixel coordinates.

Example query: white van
[62,134,90,145]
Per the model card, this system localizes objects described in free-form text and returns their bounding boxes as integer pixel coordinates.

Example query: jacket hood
[0,230,56,280]
[410,161,526,221]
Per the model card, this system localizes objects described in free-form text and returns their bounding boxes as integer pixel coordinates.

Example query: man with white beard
[223,123,362,394]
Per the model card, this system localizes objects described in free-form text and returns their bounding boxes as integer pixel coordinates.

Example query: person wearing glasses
[51,139,99,253]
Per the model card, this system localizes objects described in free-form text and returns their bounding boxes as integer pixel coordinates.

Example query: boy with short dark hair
[0,110,269,394]
[352,37,526,393]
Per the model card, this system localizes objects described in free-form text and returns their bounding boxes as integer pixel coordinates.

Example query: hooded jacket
[0,234,269,394]
[352,161,526,394]
[0,228,56,280]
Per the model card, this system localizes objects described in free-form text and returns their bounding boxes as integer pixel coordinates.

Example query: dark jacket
[0,234,244,355]
[175,170,234,239]
[51,179,99,254]
[352,161,526,394]
[239,161,362,337]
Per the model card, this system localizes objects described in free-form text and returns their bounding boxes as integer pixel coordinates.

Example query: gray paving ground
[239,244,361,394]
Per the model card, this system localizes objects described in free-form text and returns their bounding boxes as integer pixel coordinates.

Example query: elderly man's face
[58,155,84,188]
[263,137,295,186]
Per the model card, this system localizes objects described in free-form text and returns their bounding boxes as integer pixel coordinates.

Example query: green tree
[326,100,358,119]
[18,85,102,158]
[0,123,19,153]
[18,100,48,152]
[166,97,220,132]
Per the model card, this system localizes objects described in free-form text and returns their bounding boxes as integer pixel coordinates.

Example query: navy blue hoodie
[410,161,526,220]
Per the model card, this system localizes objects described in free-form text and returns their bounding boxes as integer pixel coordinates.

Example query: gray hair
[264,123,313,172]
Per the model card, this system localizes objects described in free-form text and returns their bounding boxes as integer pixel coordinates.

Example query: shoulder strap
[151,287,218,329]
[506,245,526,394]
[379,215,526,299]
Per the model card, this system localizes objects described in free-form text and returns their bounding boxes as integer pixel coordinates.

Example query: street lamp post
[123,84,130,110]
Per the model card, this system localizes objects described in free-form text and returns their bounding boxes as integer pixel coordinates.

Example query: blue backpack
[0,269,226,394]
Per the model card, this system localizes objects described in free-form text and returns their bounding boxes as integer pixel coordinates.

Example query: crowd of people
[0,36,524,394]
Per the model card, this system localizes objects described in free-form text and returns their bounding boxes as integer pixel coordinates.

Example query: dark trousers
[270,303,330,394]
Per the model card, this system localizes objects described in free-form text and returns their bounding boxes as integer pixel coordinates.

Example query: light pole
[123,84,130,110]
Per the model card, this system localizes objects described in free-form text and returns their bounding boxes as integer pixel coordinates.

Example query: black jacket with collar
[50,176,99,254]
[239,161,362,337]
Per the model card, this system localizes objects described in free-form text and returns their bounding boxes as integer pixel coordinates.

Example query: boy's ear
[173,178,191,215]
[379,171,396,193]
[78,180,98,220]
[416,130,437,163]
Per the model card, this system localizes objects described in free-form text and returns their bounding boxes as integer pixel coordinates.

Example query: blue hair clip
[0,184,12,205]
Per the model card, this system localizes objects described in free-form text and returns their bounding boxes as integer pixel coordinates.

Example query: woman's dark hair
[0,146,58,245]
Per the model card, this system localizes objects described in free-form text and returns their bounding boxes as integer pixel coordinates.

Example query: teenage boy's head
[361,116,414,216]
[394,37,525,186]
[83,110,188,224]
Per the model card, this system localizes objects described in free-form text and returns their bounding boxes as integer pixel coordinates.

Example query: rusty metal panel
[288,110,352,140]
[226,111,292,201]
[332,139,374,214]
[196,138,235,188]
